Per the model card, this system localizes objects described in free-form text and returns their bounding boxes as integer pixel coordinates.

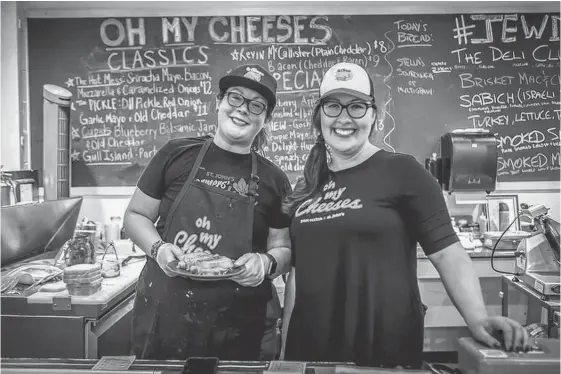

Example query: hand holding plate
[230,253,267,287]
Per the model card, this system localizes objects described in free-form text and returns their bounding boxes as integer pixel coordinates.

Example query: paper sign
[267,360,307,374]
[479,349,508,359]
[92,355,136,371]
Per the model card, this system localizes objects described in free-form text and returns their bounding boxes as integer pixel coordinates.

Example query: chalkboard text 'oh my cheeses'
[100,16,333,47]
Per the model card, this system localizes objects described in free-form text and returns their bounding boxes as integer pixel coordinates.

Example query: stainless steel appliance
[514,204,560,297]
[457,337,560,374]
[1,197,82,266]
[43,84,72,201]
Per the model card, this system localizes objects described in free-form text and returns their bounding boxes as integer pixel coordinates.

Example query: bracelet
[150,240,166,258]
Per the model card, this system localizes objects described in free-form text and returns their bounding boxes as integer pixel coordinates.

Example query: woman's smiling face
[216,86,269,148]
[320,92,376,159]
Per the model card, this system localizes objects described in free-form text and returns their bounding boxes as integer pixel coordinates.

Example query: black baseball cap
[219,64,277,110]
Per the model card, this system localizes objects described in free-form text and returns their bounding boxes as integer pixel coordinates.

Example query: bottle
[478,213,488,237]
[105,216,122,243]
[451,217,460,234]
[498,203,510,232]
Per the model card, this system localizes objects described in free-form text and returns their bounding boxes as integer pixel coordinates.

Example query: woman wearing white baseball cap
[281,62,529,368]
[125,64,292,360]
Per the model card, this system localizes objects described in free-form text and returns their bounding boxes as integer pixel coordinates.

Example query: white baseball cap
[319,62,375,102]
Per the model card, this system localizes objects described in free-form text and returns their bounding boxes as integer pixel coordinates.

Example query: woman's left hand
[469,316,530,352]
[230,253,267,287]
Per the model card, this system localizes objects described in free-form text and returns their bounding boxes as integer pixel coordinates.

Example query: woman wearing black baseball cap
[125,64,291,360]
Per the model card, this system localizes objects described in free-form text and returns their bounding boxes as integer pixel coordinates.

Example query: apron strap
[162,139,213,238]
[246,151,259,243]
[162,138,259,244]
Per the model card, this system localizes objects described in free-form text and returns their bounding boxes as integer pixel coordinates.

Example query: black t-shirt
[137,136,292,253]
[285,150,458,368]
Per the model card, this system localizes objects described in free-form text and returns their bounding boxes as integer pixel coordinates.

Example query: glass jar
[65,231,97,267]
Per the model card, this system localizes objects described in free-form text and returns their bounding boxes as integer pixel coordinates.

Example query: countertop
[0,358,445,373]
[416,246,515,259]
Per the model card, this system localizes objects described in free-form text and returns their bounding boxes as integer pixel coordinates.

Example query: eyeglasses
[226,91,267,115]
[321,101,374,119]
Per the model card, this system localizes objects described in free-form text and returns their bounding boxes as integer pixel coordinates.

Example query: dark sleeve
[266,169,293,229]
[396,155,459,256]
[136,141,174,199]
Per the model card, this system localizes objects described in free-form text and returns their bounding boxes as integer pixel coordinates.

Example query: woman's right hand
[155,243,183,277]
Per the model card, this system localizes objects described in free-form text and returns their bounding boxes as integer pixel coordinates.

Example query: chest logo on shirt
[295,180,363,223]
[173,215,223,253]
[197,171,249,197]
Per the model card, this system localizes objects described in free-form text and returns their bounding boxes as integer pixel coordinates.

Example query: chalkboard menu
[28,13,560,186]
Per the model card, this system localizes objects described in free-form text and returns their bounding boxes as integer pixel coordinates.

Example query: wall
[7,1,558,225]
[2,0,559,354]
[1,2,22,170]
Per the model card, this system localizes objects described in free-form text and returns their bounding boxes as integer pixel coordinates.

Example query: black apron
[131,139,269,360]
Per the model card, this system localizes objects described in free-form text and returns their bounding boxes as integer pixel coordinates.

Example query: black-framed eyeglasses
[321,101,374,119]
[226,91,267,115]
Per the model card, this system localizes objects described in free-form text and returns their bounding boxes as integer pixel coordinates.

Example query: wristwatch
[264,252,277,277]
[150,240,166,258]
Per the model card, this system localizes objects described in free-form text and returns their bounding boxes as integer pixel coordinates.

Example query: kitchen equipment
[514,204,560,297]
[121,255,145,267]
[457,337,560,374]
[1,171,15,205]
[63,263,103,296]
[1,197,83,267]
[483,231,531,251]
[43,84,72,201]
[1,206,144,359]
[1,170,39,206]
[99,242,121,278]
[439,129,497,194]
[64,231,97,266]
[2,251,145,359]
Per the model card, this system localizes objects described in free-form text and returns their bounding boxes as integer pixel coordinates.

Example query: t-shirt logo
[232,177,248,196]
[244,67,264,82]
[196,172,251,199]
[295,179,362,223]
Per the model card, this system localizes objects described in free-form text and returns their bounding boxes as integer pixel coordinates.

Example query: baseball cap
[319,62,375,102]
[219,64,277,110]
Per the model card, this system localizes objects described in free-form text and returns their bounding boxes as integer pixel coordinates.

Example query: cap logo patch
[334,68,353,81]
[244,67,264,82]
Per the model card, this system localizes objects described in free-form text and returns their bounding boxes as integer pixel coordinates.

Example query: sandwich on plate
[177,252,236,275]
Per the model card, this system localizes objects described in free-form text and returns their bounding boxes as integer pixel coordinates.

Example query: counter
[0,239,530,357]
[416,248,527,352]
[1,241,146,359]
[0,358,435,374]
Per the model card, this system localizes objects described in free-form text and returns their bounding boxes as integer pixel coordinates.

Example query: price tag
[265,361,306,374]
[479,349,508,359]
[92,356,136,371]
[534,279,544,294]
